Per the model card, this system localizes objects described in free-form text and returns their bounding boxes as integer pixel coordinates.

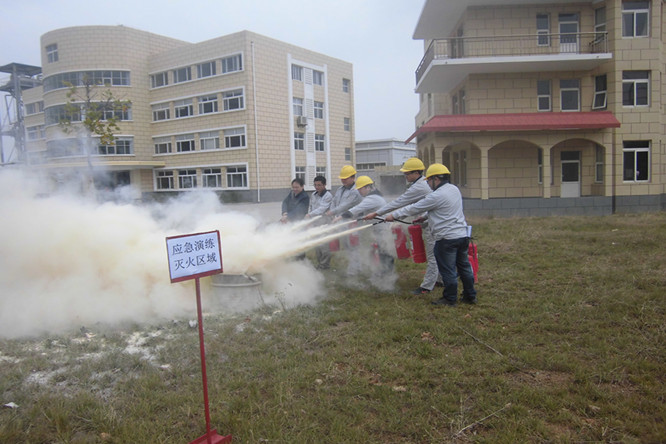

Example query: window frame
[622,71,649,107]
[224,127,246,149]
[152,103,170,121]
[292,65,303,81]
[560,79,580,111]
[537,79,552,111]
[154,137,172,154]
[342,78,350,93]
[199,131,220,150]
[156,170,174,190]
[222,89,244,111]
[151,72,169,88]
[293,97,304,116]
[46,44,58,63]
[178,169,198,189]
[226,165,248,188]
[315,134,325,152]
[175,134,196,153]
[197,61,217,78]
[593,75,607,110]
[314,101,324,119]
[313,70,324,85]
[221,54,243,74]
[343,117,350,132]
[198,94,219,114]
[203,168,222,188]
[536,14,550,46]
[294,132,305,151]
[174,99,194,118]
[622,1,649,38]
[622,140,650,182]
[173,66,192,83]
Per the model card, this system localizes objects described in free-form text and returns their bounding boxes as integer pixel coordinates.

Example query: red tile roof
[406,111,621,142]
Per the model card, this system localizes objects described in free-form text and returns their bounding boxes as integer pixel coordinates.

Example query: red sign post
[166,230,232,444]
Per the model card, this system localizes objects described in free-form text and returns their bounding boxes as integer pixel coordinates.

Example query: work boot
[411,287,430,295]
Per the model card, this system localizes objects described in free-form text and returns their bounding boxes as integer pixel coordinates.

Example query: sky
[0,0,426,145]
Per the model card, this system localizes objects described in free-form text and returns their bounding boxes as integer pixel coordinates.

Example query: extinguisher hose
[359,217,412,226]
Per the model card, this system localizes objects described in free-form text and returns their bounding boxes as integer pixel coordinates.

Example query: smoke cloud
[0,168,326,339]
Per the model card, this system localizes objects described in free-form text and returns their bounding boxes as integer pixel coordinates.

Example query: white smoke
[0,168,326,339]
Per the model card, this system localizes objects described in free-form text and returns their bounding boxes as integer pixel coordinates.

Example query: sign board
[166,230,223,283]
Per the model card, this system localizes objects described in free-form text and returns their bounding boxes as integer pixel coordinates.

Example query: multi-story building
[355,138,417,195]
[19,26,355,202]
[409,0,665,216]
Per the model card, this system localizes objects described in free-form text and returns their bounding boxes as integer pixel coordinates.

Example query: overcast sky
[0,0,425,144]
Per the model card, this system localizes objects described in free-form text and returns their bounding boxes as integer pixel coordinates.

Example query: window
[222,54,243,73]
[345,147,351,161]
[96,138,133,155]
[156,171,174,190]
[622,1,649,38]
[43,71,130,92]
[315,134,325,152]
[537,149,543,184]
[222,89,244,111]
[595,146,604,183]
[294,132,305,150]
[293,97,304,116]
[151,72,168,88]
[537,14,550,46]
[224,127,246,148]
[459,90,466,114]
[623,140,649,182]
[316,166,326,178]
[314,101,324,119]
[342,78,350,93]
[178,169,197,189]
[295,166,306,181]
[175,134,195,152]
[45,104,81,125]
[226,166,248,188]
[174,99,193,118]
[595,7,607,38]
[313,70,324,85]
[593,75,607,109]
[203,168,222,188]
[46,44,58,63]
[199,131,220,150]
[537,80,551,111]
[99,103,131,121]
[292,65,303,81]
[154,137,172,154]
[452,95,459,115]
[197,61,216,78]
[198,94,218,114]
[344,118,350,131]
[152,103,170,121]
[560,79,580,111]
[27,126,45,140]
[173,66,191,83]
[622,71,649,106]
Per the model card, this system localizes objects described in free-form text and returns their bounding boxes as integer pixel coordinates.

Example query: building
[409,0,665,216]
[355,138,416,195]
[17,26,355,202]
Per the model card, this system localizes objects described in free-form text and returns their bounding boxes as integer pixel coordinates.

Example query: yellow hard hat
[355,175,374,189]
[425,163,451,178]
[399,157,425,172]
[339,165,357,179]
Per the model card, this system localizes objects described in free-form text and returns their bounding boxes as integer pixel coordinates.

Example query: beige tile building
[410,0,665,216]
[20,26,355,202]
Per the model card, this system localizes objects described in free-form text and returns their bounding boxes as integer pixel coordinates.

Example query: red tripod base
[189,430,232,444]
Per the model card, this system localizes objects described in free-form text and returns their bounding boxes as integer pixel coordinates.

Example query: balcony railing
[416,32,608,85]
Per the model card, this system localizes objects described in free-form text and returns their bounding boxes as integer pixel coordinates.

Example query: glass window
[198,94,218,114]
[593,75,607,109]
[293,97,304,116]
[152,103,170,121]
[224,127,246,149]
[203,168,222,188]
[295,166,306,181]
[46,44,58,63]
[175,134,195,152]
[314,101,324,119]
[315,134,325,152]
[560,79,580,111]
[622,71,649,106]
[537,80,551,111]
[595,146,604,183]
[174,99,193,118]
[199,131,220,150]
[178,169,197,189]
[313,70,324,85]
[173,66,191,83]
[292,65,303,81]
[294,132,305,150]
[623,140,650,182]
[595,7,607,36]
[96,138,133,155]
[151,72,168,88]
[622,1,649,37]
[154,137,172,154]
[537,14,550,46]
[222,89,244,111]
[156,170,174,190]
[344,118,350,131]
[197,61,216,78]
[222,54,243,73]
[537,149,543,184]
[345,147,351,161]
[226,166,248,188]
[342,78,350,93]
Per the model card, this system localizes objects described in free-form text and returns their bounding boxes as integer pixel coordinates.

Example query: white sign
[166,230,223,283]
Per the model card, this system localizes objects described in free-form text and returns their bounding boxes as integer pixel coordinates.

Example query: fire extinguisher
[349,221,360,247]
[371,243,380,264]
[392,225,411,260]
[408,224,427,263]
[468,240,479,282]
[329,238,340,252]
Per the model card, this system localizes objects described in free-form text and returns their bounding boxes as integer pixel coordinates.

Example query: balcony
[415,32,611,93]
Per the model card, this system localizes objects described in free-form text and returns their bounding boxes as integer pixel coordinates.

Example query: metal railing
[416,32,608,84]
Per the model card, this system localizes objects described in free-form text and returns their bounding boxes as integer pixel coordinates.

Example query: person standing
[385,163,477,306]
[281,178,310,223]
[363,157,442,295]
[306,175,333,269]
[326,165,362,276]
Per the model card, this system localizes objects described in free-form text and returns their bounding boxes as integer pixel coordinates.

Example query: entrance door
[559,13,579,53]
[561,151,580,198]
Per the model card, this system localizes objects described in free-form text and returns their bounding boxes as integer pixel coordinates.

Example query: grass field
[1,212,665,443]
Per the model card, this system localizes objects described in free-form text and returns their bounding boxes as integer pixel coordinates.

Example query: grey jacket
[376,176,431,215]
[329,184,362,216]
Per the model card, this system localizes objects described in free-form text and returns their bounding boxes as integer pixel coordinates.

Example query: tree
[59,74,131,195]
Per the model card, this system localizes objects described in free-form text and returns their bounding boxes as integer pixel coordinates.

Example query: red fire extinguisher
[372,243,380,264]
[329,238,340,252]
[468,240,479,282]
[408,224,427,263]
[392,225,411,260]
[349,221,360,247]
